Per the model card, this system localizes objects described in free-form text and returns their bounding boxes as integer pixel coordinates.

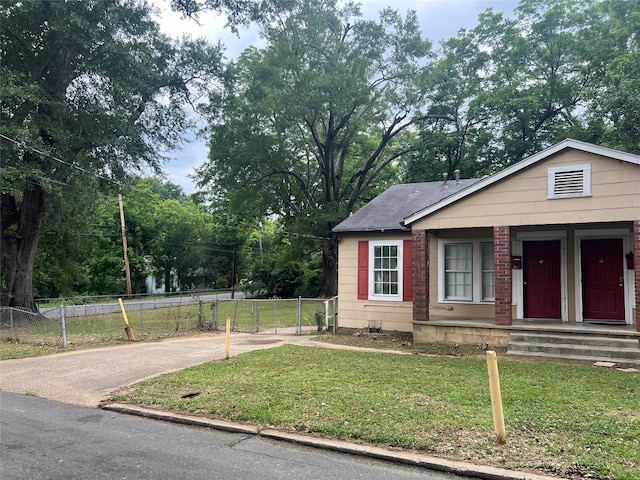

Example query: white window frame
[368,240,403,302]
[547,163,592,199]
[438,239,494,303]
[443,242,473,301]
[480,242,495,301]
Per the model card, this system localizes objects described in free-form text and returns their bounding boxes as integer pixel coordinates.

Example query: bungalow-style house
[333,139,640,356]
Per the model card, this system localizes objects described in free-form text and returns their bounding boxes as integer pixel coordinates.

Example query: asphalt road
[0,392,464,480]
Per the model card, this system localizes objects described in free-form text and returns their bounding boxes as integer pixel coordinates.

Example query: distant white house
[144,256,180,294]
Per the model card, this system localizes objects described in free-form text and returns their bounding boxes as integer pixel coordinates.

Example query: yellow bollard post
[225,316,231,360]
[118,298,136,341]
[486,350,506,444]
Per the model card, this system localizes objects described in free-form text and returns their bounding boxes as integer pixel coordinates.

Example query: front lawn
[110,344,640,480]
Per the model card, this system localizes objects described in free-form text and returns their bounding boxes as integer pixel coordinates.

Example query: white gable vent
[548,164,591,199]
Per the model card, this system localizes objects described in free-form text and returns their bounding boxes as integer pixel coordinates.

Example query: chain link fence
[216,297,338,334]
[1,296,338,353]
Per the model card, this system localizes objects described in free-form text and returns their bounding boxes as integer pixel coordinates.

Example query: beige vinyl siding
[337,233,413,332]
[412,151,640,231]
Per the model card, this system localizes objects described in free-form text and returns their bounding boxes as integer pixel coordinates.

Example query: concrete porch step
[510,332,640,348]
[507,350,640,367]
[507,331,640,365]
[509,341,640,360]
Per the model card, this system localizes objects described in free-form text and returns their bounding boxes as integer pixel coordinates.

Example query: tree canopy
[196,0,434,295]
[404,0,640,182]
[1,0,222,309]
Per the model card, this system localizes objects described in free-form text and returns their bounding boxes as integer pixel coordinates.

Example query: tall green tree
[0,0,222,310]
[467,0,599,165]
[196,0,433,296]
[404,32,493,182]
[404,0,640,182]
[586,0,640,153]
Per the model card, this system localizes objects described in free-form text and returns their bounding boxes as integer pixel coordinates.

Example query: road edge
[102,403,562,480]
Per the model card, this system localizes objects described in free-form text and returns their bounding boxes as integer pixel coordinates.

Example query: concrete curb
[103,403,561,480]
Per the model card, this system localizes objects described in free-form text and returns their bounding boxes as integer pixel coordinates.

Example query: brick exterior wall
[412,229,429,323]
[494,226,512,325]
[635,220,640,332]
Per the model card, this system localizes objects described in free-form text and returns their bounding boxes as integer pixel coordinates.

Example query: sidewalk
[0,333,560,480]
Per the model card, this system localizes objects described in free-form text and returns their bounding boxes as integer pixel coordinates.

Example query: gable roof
[403,139,640,226]
[333,178,480,234]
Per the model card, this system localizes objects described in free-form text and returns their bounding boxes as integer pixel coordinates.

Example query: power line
[0,133,122,187]
[0,164,67,186]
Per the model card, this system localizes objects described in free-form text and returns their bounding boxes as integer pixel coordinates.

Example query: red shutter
[357,241,369,300]
[403,239,413,301]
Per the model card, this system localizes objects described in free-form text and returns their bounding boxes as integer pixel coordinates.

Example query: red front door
[524,240,562,319]
[581,239,625,322]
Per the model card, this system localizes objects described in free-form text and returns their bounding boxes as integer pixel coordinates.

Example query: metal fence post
[273,299,277,335]
[324,299,329,331]
[139,302,144,334]
[232,300,239,331]
[9,308,14,341]
[61,304,67,348]
[332,297,337,335]
[296,296,302,335]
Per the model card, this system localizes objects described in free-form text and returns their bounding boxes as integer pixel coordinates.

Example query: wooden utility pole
[118,194,133,299]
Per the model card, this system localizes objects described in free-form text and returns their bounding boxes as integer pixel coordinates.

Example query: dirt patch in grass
[312,328,505,357]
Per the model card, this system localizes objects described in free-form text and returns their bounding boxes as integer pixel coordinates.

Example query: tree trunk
[319,239,338,297]
[1,184,47,311]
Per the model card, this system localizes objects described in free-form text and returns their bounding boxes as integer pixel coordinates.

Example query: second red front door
[524,240,562,319]
[581,238,625,322]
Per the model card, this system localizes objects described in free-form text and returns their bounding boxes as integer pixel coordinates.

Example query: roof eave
[333,227,410,235]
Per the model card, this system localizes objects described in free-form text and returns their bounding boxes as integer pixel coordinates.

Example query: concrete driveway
[0,333,314,407]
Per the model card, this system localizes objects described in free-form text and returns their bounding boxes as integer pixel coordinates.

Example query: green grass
[111,344,640,480]
[0,299,326,359]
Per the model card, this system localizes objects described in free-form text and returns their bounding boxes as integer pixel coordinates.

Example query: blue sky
[154,0,519,193]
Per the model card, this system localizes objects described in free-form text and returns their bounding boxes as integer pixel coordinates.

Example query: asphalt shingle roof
[333,179,480,234]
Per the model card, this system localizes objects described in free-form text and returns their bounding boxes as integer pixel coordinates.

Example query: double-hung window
[444,243,472,301]
[373,244,399,295]
[439,239,495,302]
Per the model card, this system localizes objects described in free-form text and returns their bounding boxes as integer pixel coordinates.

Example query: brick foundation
[494,226,512,326]
[412,230,429,323]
